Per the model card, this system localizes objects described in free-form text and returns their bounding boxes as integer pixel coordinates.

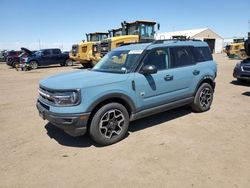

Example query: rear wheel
[65,59,73,66]
[30,61,38,69]
[191,83,214,112]
[239,51,247,60]
[89,103,129,145]
[82,61,93,68]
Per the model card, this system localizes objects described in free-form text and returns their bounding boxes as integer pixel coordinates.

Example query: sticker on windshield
[128,50,143,54]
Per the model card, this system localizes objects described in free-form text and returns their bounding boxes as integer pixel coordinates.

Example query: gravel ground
[0,54,250,188]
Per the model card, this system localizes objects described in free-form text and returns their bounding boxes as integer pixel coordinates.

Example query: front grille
[242,66,250,72]
[39,86,56,105]
[100,40,111,57]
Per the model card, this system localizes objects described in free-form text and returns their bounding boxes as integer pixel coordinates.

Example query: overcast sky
[0,0,249,50]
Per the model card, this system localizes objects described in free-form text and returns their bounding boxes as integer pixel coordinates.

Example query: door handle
[164,75,173,81]
[193,70,200,75]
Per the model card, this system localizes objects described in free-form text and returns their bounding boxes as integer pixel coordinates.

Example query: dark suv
[22,48,70,69]
[233,39,250,82]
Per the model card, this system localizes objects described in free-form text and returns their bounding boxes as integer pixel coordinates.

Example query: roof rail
[152,39,202,44]
[119,41,151,47]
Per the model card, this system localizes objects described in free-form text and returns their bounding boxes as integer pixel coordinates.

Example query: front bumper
[233,67,250,80]
[37,100,90,137]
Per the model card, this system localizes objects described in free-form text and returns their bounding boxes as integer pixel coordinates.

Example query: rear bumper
[37,100,90,137]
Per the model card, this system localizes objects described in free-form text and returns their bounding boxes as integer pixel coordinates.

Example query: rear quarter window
[192,47,212,62]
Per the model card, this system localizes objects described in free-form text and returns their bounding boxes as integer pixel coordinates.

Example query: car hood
[21,47,33,55]
[40,70,129,90]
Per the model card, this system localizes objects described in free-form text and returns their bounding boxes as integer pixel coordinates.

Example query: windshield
[35,50,42,55]
[93,50,142,73]
[139,24,154,38]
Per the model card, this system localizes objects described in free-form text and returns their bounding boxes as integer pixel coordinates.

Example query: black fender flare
[194,75,215,95]
[87,93,136,114]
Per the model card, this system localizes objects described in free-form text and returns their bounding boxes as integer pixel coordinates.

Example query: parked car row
[2,48,71,70]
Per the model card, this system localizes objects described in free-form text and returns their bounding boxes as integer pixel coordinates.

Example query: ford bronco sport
[37,39,217,145]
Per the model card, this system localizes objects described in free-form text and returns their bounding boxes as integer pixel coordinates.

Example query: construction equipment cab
[99,20,159,57]
[71,32,109,68]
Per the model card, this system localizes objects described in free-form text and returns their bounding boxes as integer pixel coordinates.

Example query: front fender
[86,92,136,113]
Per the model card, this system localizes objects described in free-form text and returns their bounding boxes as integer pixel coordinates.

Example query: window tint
[52,49,60,54]
[43,50,51,55]
[170,47,194,68]
[143,48,170,70]
[192,47,212,62]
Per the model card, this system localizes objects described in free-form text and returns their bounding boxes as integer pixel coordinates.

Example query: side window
[52,49,60,55]
[43,50,50,56]
[170,47,195,68]
[143,48,170,71]
[192,47,212,62]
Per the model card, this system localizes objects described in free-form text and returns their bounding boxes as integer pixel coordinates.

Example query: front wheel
[89,103,129,146]
[30,61,38,69]
[191,83,214,112]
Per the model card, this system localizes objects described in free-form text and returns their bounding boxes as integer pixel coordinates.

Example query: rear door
[168,46,197,98]
[51,49,62,64]
[41,49,52,65]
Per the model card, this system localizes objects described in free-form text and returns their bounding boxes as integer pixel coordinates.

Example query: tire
[82,62,93,68]
[60,62,66,66]
[65,59,73,66]
[89,103,129,146]
[30,61,38,69]
[12,61,19,68]
[239,51,247,60]
[191,83,214,112]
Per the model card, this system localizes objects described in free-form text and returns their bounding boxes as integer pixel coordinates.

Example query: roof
[87,32,109,35]
[114,40,209,51]
[126,20,156,25]
[156,28,223,40]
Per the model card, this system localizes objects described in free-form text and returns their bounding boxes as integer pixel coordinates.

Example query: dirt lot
[0,54,250,188]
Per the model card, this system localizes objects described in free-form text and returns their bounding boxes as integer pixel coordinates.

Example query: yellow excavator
[69,32,109,67]
[98,20,159,59]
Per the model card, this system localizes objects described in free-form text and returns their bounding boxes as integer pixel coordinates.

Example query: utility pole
[39,39,41,49]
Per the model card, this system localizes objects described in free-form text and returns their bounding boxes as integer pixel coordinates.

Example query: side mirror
[157,23,160,31]
[141,65,157,75]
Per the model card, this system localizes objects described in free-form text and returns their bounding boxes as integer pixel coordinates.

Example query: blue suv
[37,40,217,145]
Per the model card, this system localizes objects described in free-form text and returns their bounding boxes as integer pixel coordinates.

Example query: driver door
[133,48,173,111]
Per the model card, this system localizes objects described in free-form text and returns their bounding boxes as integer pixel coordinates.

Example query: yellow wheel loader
[98,20,159,58]
[70,32,109,68]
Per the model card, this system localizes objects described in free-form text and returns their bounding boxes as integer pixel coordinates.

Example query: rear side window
[43,50,51,55]
[192,47,212,62]
[170,46,195,68]
[52,49,60,54]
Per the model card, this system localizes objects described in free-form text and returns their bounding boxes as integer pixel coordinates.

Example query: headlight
[39,88,81,106]
[53,90,80,106]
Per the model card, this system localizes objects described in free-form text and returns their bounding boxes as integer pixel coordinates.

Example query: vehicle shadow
[242,91,250,96]
[45,123,96,147]
[129,106,192,132]
[230,80,250,87]
[45,106,192,148]
[37,65,78,69]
